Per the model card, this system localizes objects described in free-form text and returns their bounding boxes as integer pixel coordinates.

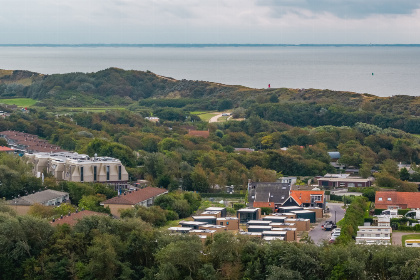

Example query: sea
[1,44,420,97]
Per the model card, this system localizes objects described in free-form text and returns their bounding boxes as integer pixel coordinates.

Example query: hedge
[200,193,245,199]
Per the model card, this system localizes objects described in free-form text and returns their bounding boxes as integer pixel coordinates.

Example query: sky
[1,0,420,44]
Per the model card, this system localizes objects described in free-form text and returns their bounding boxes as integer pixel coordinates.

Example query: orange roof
[290,190,324,205]
[0,146,13,152]
[102,186,168,205]
[375,191,420,209]
[51,210,108,226]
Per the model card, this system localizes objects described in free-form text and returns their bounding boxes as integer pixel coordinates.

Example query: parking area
[308,203,345,244]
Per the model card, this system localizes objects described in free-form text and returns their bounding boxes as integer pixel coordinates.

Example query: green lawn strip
[402,234,420,247]
[197,112,219,122]
[0,98,37,107]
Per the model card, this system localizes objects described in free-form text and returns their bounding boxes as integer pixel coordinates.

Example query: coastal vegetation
[0,68,420,279]
[2,203,420,280]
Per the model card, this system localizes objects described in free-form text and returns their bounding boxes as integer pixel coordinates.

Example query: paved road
[391,232,415,246]
[309,203,345,244]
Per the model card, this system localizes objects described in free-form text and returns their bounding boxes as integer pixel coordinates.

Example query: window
[387,198,392,201]
[226,222,229,225]
[80,166,84,182]
[220,222,224,226]
[106,166,110,181]
[361,234,364,237]
[93,166,97,182]
[385,234,388,237]
[357,183,362,187]
[311,195,322,201]
[376,234,380,237]
[378,197,383,201]
[118,165,122,180]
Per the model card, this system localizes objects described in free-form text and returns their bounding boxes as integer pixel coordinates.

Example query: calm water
[1,46,419,97]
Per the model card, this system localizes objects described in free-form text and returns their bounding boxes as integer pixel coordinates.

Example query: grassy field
[196,112,219,122]
[402,234,420,246]
[0,98,37,107]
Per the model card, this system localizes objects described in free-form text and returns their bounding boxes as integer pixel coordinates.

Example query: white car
[332,228,341,234]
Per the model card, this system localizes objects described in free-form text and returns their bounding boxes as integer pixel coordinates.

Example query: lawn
[402,234,420,246]
[0,98,37,107]
[197,112,219,122]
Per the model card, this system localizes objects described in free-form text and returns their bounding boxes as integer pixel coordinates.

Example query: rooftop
[102,186,168,205]
[7,189,69,206]
[375,191,420,209]
[51,210,108,226]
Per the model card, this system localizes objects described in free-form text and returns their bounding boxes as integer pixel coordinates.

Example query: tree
[400,167,410,181]
[155,238,203,278]
[190,165,210,193]
[78,194,109,213]
[380,159,399,177]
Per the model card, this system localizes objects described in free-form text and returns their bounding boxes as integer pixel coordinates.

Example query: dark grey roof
[248,182,291,204]
[7,189,69,206]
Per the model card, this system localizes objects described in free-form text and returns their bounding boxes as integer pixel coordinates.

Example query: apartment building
[355,226,392,245]
[25,152,129,189]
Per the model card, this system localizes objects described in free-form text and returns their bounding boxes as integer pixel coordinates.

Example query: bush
[261,207,273,215]
[233,203,246,210]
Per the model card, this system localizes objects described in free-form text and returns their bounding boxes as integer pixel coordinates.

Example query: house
[278,177,297,185]
[26,152,129,190]
[248,181,292,209]
[290,190,326,209]
[187,130,209,138]
[317,177,374,188]
[205,207,227,217]
[0,146,14,153]
[375,191,420,209]
[0,131,65,153]
[237,208,261,223]
[101,187,168,217]
[216,217,239,230]
[51,210,108,226]
[192,216,217,225]
[7,189,69,215]
[355,225,392,245]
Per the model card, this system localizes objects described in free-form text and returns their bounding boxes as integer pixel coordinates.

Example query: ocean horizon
[1,45,419,97]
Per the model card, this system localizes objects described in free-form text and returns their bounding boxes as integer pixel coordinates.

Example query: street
[308,202,345,245]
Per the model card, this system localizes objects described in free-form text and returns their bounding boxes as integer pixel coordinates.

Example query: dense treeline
[2,205,420,280]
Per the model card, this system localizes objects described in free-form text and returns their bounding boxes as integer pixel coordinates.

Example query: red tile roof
[375,191,420,209]
[102,186,168,205]
[51,210,108,226]
[0,131,66,153]
[0,146,13,152]
[290,190,325,205]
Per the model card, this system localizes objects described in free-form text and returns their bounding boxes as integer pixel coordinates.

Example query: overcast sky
[1,0,420,44]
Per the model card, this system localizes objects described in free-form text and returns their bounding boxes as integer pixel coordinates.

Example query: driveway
[208,112,231,123]
[391,232,414,246]
[308,202,345,245]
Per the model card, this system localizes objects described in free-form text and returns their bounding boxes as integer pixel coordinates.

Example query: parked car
[322,221,337,231]
[329,232,341,243]
[332,228,341,234]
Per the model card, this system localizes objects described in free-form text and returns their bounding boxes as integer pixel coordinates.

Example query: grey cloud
[257,0,420,18]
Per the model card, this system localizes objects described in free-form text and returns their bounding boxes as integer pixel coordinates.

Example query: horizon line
[1,43,420,47]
